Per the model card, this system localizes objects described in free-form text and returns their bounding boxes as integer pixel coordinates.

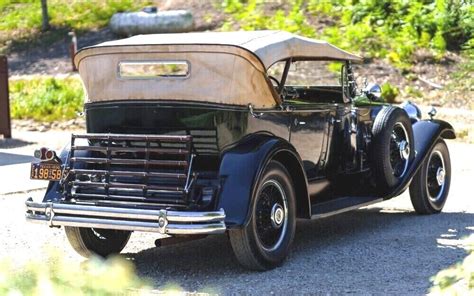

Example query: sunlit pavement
[1,133,473,294]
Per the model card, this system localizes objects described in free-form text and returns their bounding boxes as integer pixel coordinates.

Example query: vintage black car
[27,31,454,270]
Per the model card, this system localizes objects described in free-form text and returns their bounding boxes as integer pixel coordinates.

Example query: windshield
[267,60,347,104]
[268,60,343,87]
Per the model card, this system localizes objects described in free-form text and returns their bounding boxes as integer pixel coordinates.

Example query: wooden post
[0,56,11,139]
[68,31,78,72]
[41,0,50,32]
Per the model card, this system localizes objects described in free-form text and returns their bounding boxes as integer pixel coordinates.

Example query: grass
[9,76,84,122]
[220,0,473,70]
[448,48,474,96]
[0,0,153,53]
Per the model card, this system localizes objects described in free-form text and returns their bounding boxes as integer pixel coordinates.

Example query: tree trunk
[41,0,50,32]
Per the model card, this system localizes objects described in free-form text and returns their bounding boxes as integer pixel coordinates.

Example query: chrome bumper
[25,198,226,235]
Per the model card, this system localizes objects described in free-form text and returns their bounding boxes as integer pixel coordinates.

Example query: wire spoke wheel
[409,140,451,214]
[372,106,414,193]
[229,160,296,270]
[255,180,288,252]
[389,122,410,178]
[426,150,446,202]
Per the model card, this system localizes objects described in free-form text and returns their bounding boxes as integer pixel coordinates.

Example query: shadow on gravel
[0,138,34,149]
[124,207,474,293]
[0,152,34,166]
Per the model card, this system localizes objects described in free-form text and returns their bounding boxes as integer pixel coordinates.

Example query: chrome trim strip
[184,154,195,194]
[311,198,383,219]
[25,199,226,235]
[73,133,192,142]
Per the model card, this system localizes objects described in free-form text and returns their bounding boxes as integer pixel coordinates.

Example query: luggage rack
[65,133,195,209]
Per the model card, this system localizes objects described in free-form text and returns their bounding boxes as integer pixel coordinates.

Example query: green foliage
[404,86,423,98]
[221,0,316,36]
[10,76,84,122]
[0,0,153,52]
[381,82,400,103]
[313,0,474,67]
[220,0,474,68]
[0,0,151,31]
[448,46,474,95]
[430,243,474,294]
[0,253,149,295]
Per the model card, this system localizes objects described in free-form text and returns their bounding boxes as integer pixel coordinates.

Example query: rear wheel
[409,140,451,214]
[65,227,131,258]
[229,161,296,270]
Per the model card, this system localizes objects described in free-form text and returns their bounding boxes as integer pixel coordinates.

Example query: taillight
[34,147,57,161]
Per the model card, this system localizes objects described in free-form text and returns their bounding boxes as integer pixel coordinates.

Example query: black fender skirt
[217,133,305,228]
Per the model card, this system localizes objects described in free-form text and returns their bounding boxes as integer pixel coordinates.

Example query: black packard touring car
[27,31,455,270]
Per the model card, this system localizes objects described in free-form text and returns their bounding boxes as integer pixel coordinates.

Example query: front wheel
[65,227,131,258]
[409,139,451,214]
[229,161,296,271]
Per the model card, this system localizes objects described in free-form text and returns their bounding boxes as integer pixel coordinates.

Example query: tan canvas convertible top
[75,30,362,108]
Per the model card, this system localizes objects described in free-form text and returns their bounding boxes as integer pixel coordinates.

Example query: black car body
[26,31,455,270]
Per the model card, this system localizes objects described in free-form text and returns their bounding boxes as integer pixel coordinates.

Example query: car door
[288,103,335,179]
[276,60,345,180]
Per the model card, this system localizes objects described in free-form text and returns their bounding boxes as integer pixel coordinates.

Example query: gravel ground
[1,141,473,295]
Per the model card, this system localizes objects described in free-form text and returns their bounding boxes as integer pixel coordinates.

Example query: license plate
[30,162,62,181]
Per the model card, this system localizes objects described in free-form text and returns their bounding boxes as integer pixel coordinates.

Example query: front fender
[385,119,455,199]
[216,133,302,228]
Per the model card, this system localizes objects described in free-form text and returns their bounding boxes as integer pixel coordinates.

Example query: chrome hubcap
[270,203,285,229]
[436,167,446,186]
[399,140,410,160]
[426,150,446,202]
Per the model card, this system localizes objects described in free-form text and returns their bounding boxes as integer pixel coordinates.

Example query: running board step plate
[311,196,382,219]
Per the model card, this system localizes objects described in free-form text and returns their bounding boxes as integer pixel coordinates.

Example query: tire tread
[409,139,450,214]
[65,226,131,258]
[229,160,296,271]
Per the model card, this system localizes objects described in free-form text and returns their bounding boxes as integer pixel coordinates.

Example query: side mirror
[364,83,382,101]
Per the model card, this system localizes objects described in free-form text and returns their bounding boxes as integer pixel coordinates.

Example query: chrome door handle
[294,118,306,126]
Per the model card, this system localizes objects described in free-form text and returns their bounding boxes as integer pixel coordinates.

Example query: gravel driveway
[1,141,473,295]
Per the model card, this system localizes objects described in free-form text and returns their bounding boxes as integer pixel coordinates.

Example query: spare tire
[372,106,414,193]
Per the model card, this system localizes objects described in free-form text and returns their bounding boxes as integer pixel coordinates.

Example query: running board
[311,196,382,219]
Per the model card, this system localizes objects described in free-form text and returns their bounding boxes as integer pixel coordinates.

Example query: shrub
[0,0,154,33]
[313,0,473,65]
[381,82,400,103]
[0,253,149,295]
[430,240,474,294]
[221,0,316,37]
[220,0,474,68]
[0,0,154,52]
[9,75,84,122]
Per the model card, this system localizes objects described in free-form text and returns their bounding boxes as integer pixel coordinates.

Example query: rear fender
[42,143,91,202]
[385,119,455,199]
[216,133,309,228]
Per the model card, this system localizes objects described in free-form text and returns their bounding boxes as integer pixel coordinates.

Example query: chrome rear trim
[25,199,226,235]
